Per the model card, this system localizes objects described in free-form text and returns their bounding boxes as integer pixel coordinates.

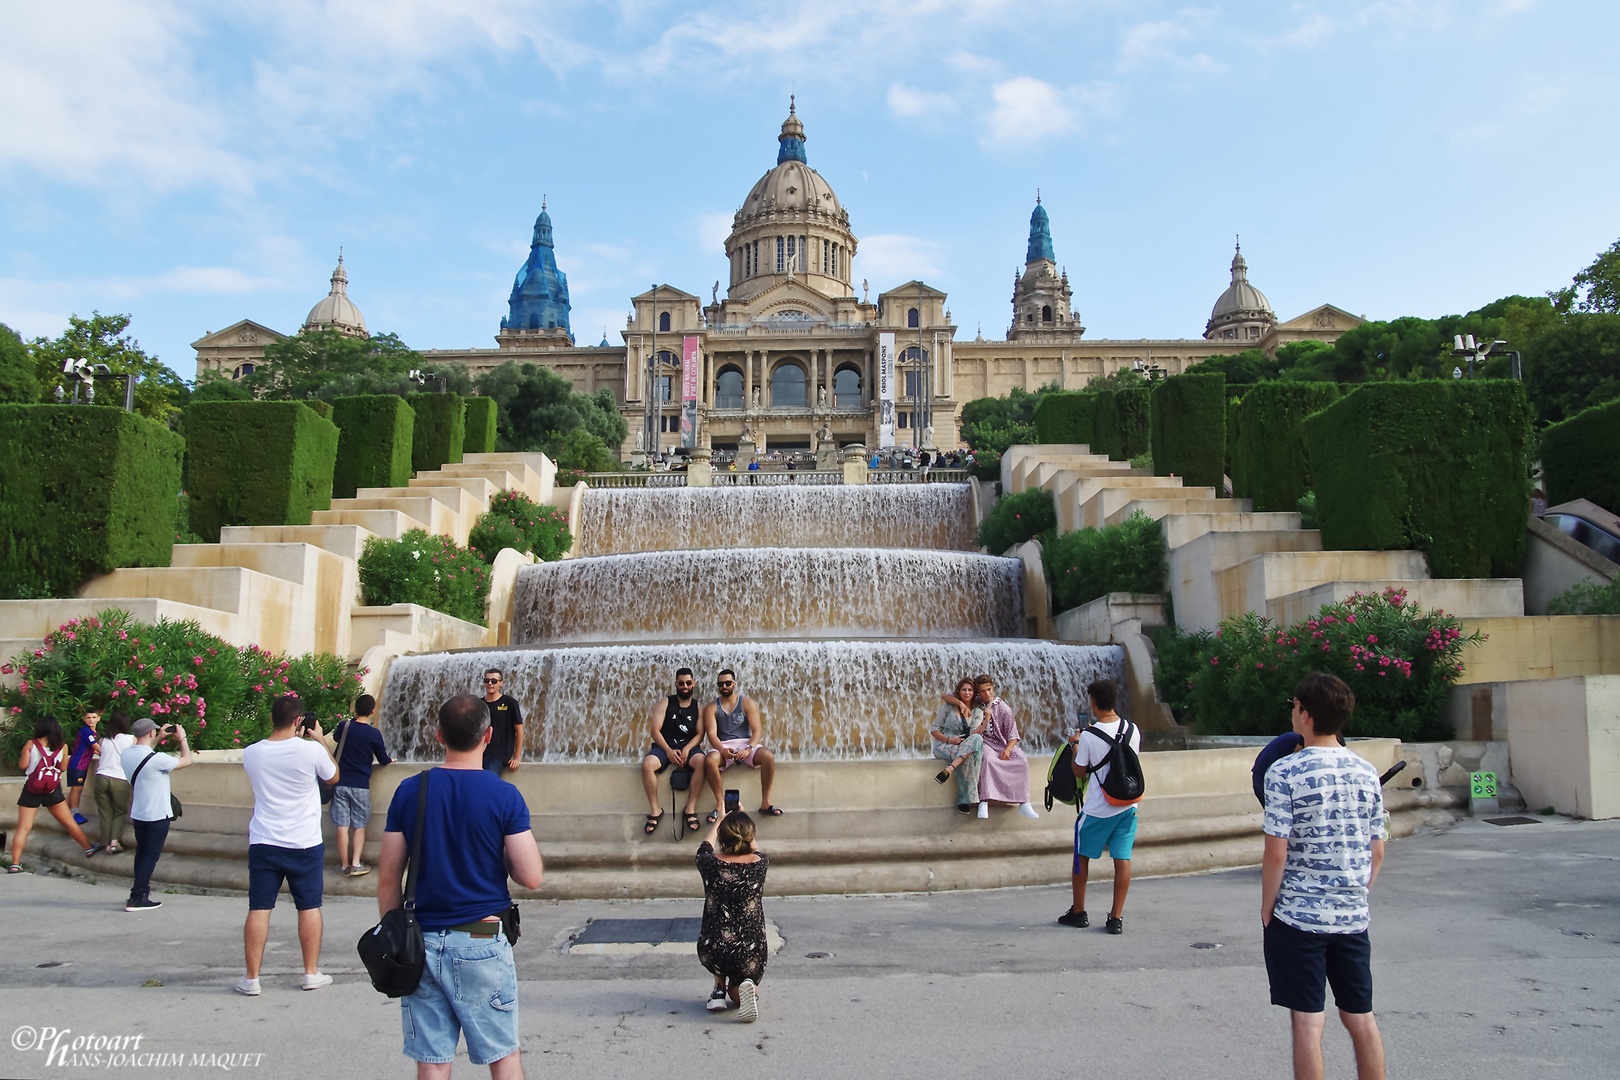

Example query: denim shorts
[247,843,325,911]
[1074,807,1138,867]
[402,929,519,1066]
[1264,917,1374,1014]
[329,785,371,829]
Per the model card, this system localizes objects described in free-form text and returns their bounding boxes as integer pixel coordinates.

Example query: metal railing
[711,470,843,486]
[584,472,689,488]
[869,468,970,484]
[581,467,969,488]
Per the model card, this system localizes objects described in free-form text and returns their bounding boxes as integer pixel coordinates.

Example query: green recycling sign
[1471,771,1497,799]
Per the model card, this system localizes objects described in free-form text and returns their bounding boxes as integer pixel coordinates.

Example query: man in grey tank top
[701,669,782,821]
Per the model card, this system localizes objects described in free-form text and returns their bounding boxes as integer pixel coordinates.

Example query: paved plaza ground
[1,816,1615,1079]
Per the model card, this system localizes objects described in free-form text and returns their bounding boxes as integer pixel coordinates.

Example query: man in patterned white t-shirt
[1262,672,1387,1080]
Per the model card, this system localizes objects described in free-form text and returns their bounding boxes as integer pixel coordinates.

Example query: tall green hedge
[304,400,334,421]
[0,406,184,598]
[332,395,415,500]
[1540,395,1620,512]
[184,402,339,542]
[1304,381,1533,578]
[405,393,465,474]
[1032,391,1095,445]
[463,397,498,456]
[1091,388,1151,461]
[1150,371,1226,488]
[1232,383,1342,512]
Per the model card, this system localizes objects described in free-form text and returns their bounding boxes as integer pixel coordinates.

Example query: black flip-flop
[935,767,954,784]
[758,805,784,817]
[644,811,664,835]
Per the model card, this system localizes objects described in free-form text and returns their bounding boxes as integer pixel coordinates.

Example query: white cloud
[980,77,1121,150]
[696,212,734,257]
[855,234,944,283]
[888,84,959,119]
[1117,13,1225,74]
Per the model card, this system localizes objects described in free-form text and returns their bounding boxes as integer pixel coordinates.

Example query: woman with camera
[931,677,986,814]
[695,801,769,1023]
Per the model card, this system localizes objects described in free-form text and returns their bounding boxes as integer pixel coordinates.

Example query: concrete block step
[219,524,377,562]
[1075,484,1219,532]
[1268,578,1525,627]
[0,598,237,648]
[333,497,457,535]
[310,508,417,539]
[1216,549,1431,626]
[80,564,295,618]
[1105,497,1253,526]
[1169,528,1325,632]
[1159,511,1303,551]
[426,467,527,498]
[406,474,498,504]
[354,485,479,515]
[172,543,327,585]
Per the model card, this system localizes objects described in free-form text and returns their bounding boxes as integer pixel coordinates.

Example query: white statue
[924,424,935,447]
[751,386,761,409]
[712,280,719,304]
[817,386,827,406]
[817,421,834,445]
[634,428,644,452]
[862,278,869,304]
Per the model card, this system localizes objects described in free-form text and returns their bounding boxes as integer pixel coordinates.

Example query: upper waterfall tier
[515,548,1024,644]
[575,484,976,556]
[380,640,1124,763]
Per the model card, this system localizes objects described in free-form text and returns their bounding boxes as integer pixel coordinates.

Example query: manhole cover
[805,951,832,959]
[1190,942,1222,950]
[36,961,68,969]
[1484,816,1541,826]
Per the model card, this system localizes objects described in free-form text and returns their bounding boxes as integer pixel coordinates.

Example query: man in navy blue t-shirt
[327,694,393,877]
[379,695,544,1077]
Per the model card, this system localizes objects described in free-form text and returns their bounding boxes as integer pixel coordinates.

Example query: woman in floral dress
[696,810,769,1022]
[931,677,987,814]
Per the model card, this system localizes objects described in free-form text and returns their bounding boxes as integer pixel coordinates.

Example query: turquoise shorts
[1074,807,1138,866]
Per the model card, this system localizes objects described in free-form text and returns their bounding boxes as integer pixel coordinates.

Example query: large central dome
[724,101,856,305]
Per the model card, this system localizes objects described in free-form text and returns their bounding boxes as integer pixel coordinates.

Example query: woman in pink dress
[971,674,1041,820]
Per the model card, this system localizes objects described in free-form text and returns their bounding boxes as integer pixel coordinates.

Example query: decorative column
[743,349,754,412]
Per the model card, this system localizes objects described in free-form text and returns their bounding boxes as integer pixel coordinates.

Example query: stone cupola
[500,199,574,347]
[302,254,368,337]
[1204,239,1276,342]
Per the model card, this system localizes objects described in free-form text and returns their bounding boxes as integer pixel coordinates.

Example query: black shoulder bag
[357,769,430,997]
[130,749,183,820]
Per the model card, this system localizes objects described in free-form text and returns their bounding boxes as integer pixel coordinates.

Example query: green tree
[243,329,433,400]
[1085,368,1150,392]
[1551,237,1620,315]
[0,324,36,404]
[1326,316,1447,381]
[547,426,615,472]
[1185,348,1277,386]
[958,382,1060,450]
[27,313,186,422]
[1522,314,1620,423]
[473,361,625,458]
[1275,340,1337,381]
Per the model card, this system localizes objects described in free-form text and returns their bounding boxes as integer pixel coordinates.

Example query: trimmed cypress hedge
[0,405,184,598]
[1091,388,1151,461]
[1232,382,1342,512]
[332,395,415,500]
[405,393,465,473]
[304,399,334,421]
[1150,371,1226,488]
[1032,391,1095,445]
[184,402,340,542]
[463,397,498,456]
[1540,395,1620,512]
[1304,381,1533,578]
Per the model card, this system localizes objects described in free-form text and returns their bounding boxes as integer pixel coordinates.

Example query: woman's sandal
[684,812,701,833]
[7,865,22,874]
[758,805,784,817]
[934,765,955,784]
[707,809,721,824]
[644,811,664,835]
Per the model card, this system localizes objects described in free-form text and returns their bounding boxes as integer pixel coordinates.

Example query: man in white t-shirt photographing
[1057,678,1142,935]
[237,695,338,995]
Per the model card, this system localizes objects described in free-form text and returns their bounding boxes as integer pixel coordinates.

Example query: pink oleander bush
[1152,587,1485,741]
[467,490,572,564]
[0,610,364,759]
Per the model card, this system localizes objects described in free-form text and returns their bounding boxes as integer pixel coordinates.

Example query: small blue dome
[1026,201,1054,264]
[502,205,571,337]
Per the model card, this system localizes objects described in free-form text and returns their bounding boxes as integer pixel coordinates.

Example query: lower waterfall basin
[380,639,1125,763]
[514,547,1025,645]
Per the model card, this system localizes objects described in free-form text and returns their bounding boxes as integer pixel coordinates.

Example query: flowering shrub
[554,468,588,490]
[0,610,364,758]
[1153,587,1485,741]
[358,529,491,625]
[974,487,1056,554]
[467,491,572,564]
[1044,510,1167,613]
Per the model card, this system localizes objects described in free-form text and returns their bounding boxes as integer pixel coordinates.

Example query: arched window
[1042,305,1053,323]
[907,307,919,328]
[834,366,862,408]
[770,362,806,408]
[658,311,671,332]
[235,362,255,379]
[716,368,744,409]
[657,349,679,367]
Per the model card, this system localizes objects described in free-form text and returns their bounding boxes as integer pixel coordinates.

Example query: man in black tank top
[639,668,712,835]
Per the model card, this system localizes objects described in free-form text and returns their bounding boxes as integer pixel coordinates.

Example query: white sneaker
[233,977,261,996]
[706,986,729,1011]
[736,979,758,1023]
[301,972,332,991]
[976,802,989,819]
[1017,802,1040,819]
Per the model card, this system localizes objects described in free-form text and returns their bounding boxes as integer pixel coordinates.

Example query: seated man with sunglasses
[701,670,781,822]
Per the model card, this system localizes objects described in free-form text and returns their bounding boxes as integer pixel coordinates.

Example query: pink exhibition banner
[681,336,700,448]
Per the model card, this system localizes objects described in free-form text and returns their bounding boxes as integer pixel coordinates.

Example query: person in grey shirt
[700,669,781,821]
[121,719,193,911]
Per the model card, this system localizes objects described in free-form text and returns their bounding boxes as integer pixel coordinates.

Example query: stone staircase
[0,452,558,678]
[1002,444,1525,634]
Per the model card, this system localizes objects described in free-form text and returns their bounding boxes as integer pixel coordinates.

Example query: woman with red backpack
[8,716,101,873]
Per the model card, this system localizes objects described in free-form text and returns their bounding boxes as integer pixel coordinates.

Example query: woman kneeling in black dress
[696,810,768,1022]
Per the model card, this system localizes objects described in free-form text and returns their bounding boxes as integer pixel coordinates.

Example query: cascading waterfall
[380,482,1125,761]
[514,548,1025,644]
[574,484,976,556]
[382,641,1120,762]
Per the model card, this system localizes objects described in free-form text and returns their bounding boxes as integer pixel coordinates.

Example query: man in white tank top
[701,669,782,821]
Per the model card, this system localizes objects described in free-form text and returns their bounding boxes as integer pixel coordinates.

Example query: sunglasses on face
[483,678,501,685]
[718,681,734,688]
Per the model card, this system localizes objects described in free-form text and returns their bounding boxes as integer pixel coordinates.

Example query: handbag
[129,748,183,820]
[320,720,353,806]
[357,769,430,997]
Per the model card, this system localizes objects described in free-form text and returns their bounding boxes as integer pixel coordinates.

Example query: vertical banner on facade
[680,336,700,449]
[878,332,896,448]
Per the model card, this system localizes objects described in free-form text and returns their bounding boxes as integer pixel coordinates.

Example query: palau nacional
[192,102,1365,458]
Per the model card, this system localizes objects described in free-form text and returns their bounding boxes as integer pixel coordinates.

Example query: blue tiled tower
[502,203,572,340]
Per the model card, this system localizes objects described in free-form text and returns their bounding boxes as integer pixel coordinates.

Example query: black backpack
[1044,742,1081,811]
[1083,719,1146,807]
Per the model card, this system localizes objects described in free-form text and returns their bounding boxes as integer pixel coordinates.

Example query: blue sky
[3,1,1617,380]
